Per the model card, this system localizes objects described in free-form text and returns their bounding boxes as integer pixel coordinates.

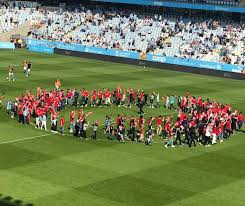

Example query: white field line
[0,64,20,68]
[0,133,51,145]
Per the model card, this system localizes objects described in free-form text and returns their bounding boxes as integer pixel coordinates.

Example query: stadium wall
[24,39,245,80]
[54,48,244,80]
[92,0,245,13]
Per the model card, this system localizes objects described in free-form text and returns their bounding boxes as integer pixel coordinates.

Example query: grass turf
[0,49,245,206]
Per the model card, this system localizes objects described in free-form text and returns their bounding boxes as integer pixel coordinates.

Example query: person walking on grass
[165,121,175,148]
[41,114,47,131]
[7,65,15,81]
[69,110,75,133]
[92,120,99,139]
[60,116,65,135]
[82,120,89,139]
[174,118,182,146]
[237,112,244,132]
[156,115,163,135]
[170,95,175,110]
[55,79,61,90]
[153,91,160,108]
[188,121,197,147]
[149,93,154,108]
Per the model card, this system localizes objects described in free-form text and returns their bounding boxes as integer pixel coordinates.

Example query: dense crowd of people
[1,4,245,65]
[4,83,244,148]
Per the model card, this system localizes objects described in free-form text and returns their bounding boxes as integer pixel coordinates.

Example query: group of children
[5,84,244,147]
[45,85,175,112]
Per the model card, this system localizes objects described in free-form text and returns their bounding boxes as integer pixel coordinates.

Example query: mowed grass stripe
[0,170,67,201]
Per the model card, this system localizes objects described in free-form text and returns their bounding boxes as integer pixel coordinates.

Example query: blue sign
[55,42,140,59]
[92,0,245,13]
[28,45,54,54]
[26,38,243,73]
[0,42,15,49]
[147,54,243,73]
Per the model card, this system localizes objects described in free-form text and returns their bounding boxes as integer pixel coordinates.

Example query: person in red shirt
[97,90,103,106]
[116,89,121,107]
[147,116,154,130]
[60,116,65,135]
[84,89,89,107]
[69,110,75,133]
[18,103,24,123]
[165,122,174,148]
[174,119,182,146]
[91,90,97,107]
[116,114,121,131]
[138,115,145,141]
[237,112,244,131]
[156,115,163,135]
[226,120,232,138]
[105,90,111,106]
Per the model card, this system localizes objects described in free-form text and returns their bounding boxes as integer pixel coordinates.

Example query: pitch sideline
[0,133,51,145]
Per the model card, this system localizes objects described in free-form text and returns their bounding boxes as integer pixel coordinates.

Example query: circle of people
[5,82,244,148]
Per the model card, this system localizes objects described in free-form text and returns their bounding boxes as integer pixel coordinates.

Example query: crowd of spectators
[1,4,245,65]
[0,6,42,33]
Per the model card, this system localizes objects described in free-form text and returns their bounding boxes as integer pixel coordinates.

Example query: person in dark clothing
[189,125,196,147]
[73,89,79,107]
[129,116,136,141]
[92,120,99,139]
[74,120,80,137]
[138,100,144,114]
[144,92,148,106]
[174,120,182,146]
[231,115,237,134]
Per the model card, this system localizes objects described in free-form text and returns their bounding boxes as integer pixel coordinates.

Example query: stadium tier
[1,4,244,66]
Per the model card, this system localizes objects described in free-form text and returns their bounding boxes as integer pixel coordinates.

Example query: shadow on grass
[0,194,33,206]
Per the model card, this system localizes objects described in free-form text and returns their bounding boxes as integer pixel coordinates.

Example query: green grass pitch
[0,49,245,206]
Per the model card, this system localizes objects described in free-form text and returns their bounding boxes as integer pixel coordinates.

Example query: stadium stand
[0,1,245,66]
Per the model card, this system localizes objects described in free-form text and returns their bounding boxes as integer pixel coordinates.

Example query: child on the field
[82,120,89,139]
[165,122,175,148]
[145,129,153,145]
[104,116,112,134]
[51,112,59,132]
[6,99,12,115]
[118,124,125,143]
[108,129,117,140]
[156,115,163,135]
[92,120,99,139]
[149,93,154,108]
[153,92,160,108]
[69,110,75,133]
[55,79,61,90]
[41,114,47,131]
[26,61,32,77]
[23,61,28,75]
[60,116,65,135]
[8,66,15,81]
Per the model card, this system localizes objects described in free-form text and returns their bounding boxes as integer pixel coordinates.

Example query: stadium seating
[1,5,245,66]
[0,7,42,33]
